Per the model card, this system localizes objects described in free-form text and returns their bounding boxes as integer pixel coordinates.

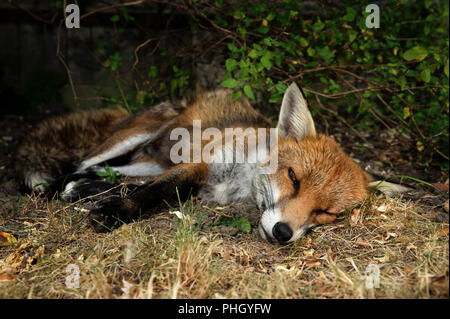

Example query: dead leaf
[304,237,312,249]
[373,254,390,263]
[443,200,449,214]
[120,279,137,299]
[439,226,449,236]
[5,241,45,272]
[238,249,250,266]
[355,237,371,247]
[433,183,449,193]
[376,204,388,213]
[350,208,361,226]
[0,273,17,286]
[0,231,17,246]
[305,260,322,268]
[431,274,449,292]
[303,248,314,257]
[384,232,398,241]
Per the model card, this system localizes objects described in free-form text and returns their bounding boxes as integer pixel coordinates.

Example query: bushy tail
[367,172,414,196]
[13,108,128,191]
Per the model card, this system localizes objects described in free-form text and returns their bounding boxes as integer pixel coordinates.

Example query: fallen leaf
[350,208,361,226]
[0,232,17,246]
[373,254,390,263]
[433,183,449,193]
[169,210,185,220]
[305,260,322,268]
[6,241,45,272]
[0,273,17,286]
[443,200,449,214]
[120,279,137,299]
[431,274,449,292]
[384,232,398,241]
[303,248,315,256]
[439,226,449,236]
[355,237,371,247]
[376,204,388,213]
[304,237,312,248]
[238,249,250,266]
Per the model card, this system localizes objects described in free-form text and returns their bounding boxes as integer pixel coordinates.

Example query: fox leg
[60,158,167,201]
[88,162,209,232]
[76,102,181,172]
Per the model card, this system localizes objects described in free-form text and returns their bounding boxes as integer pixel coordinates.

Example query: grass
[0,186,448,299]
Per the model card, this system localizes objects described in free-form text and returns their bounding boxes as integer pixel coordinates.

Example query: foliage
[91,0,448,169]
[15,0,443,169]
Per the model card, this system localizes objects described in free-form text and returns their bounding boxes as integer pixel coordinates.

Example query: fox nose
[272,222,293,244]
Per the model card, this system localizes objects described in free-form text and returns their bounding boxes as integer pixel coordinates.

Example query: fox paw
[60,179,118,202]
[89,198,138,232]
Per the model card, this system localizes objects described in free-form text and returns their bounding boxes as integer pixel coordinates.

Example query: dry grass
[0,187,448,299]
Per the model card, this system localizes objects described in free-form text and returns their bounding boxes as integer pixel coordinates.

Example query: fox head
[254,83,369,244]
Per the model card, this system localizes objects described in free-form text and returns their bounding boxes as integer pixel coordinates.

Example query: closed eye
[288,167,300,191]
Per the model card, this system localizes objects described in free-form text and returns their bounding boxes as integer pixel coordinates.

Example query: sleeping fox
[13,83,401,244]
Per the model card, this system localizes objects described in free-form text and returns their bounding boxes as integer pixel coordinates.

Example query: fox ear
[276,82,316,140]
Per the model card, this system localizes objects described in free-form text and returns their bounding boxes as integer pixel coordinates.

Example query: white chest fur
[198,144,269,205]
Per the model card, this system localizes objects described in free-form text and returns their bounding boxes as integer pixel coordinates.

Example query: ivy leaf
[402,46,428,61]
[243,85,255,100]
[420,68,431,83]
[221,78,237,88]
[307,47,315,57]
[343,7,357,22]
[317,46,334,62]
[298,37,308,47]
[445,60,449,78]
[313,19,325,32]
[260,52,273,70]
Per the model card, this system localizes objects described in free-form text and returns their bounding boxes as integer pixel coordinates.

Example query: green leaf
[225,58,238,72]
[221,78,237,88]
[317,46,334,62]
[445,60,449,78]
[313,19,325,33]
[343,7,357,22]
[248,49,259,59]
[402,46,428,61]
[110,15,120,22]
[260,52,273,70]
[420,69,431,83]
[232,89,242,100]
[227,43,239,53]
[148,66,158,79]
[298,37,308,47]
[243,85,255,100]
[218,216,251,233]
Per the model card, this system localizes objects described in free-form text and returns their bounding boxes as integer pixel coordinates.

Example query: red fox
[13,83,403,244]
